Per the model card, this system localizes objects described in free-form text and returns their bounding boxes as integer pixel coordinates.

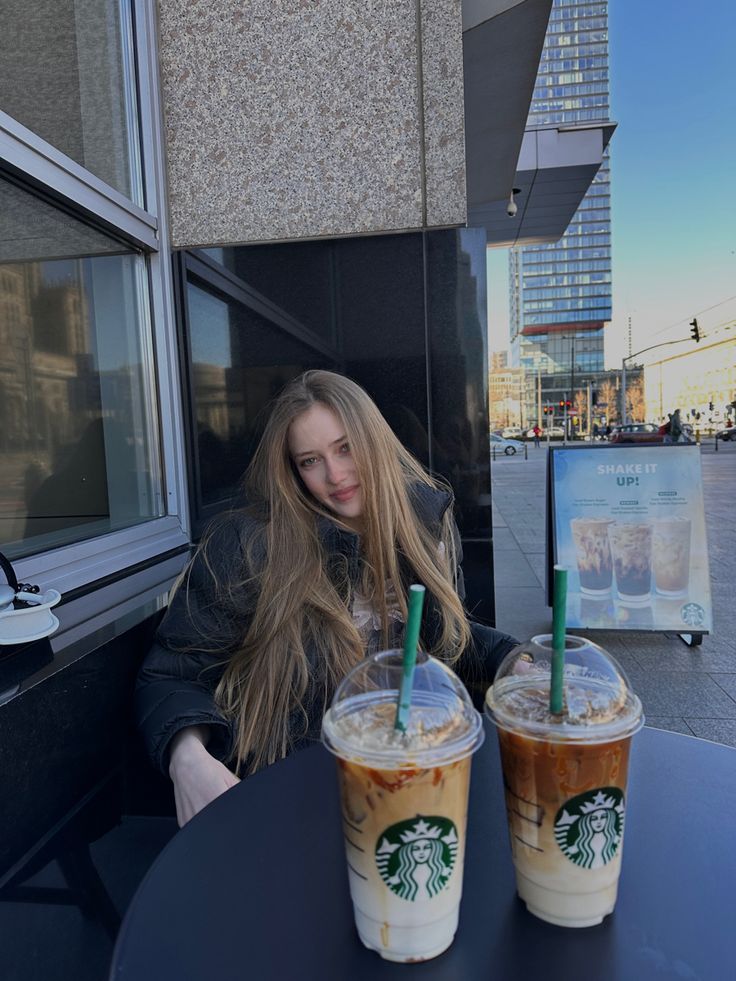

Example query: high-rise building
[509,0,612,427]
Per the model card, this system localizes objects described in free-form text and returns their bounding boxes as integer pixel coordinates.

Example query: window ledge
[12,517,190,599]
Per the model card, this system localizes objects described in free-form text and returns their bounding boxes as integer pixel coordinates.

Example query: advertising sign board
[548,445,712,633]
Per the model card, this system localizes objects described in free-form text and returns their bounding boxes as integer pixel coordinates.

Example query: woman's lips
[330,485,359,503]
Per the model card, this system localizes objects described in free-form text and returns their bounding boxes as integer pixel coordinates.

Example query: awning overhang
[471,122,617,247]
[463,0,553,214]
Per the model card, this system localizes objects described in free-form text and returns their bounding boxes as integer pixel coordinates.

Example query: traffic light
[566,400,572,409]
[591,390,598,406]
[690,318,700,343]
[559,400,565,409]
[709,401,714,411]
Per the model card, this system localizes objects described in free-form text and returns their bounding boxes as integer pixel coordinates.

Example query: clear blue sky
[488,0,736,365]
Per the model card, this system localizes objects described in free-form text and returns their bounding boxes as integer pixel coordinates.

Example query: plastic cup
[608,521,652,604]
[570,517,614,595]
[485,635,643,928]
[322,649,484,962]
[652,517,691,596]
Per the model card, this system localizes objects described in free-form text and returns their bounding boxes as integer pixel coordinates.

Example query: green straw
[550,565,568,715]
[394,585,427,732]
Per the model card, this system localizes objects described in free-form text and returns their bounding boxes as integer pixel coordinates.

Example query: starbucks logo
[554,788,625,870]
[375,816,458,901]
[681,602,705,628]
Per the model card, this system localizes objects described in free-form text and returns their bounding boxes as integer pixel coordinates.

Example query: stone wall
[157,0,467,247]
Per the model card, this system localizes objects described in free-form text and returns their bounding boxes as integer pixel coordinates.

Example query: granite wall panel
[157,0,466,247]
[420,0,467,228]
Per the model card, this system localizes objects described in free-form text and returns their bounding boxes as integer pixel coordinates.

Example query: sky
[487,0,736,369]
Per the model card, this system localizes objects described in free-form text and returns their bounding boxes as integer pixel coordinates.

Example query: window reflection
[0,178,163,557]
[0,0,141,202]
[186,282,333,512]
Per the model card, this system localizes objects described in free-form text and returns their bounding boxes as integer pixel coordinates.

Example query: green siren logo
[375,816,458,901]
[554,787,625,870]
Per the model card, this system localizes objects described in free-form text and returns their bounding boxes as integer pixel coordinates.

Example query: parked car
[716,425,735,441]
[609,422,694,444]
[501,426,524,439]
[490,433,524,455]
[609,423,662,444]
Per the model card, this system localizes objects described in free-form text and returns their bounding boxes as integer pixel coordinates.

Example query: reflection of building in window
[0,261,90,453]
[0,252,160,551]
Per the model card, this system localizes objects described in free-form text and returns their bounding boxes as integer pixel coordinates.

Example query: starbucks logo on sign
[681,602,705,628]
[375,816,458,901]
[554,788,625,870]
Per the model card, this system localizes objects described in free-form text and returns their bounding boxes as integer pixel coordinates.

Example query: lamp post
[621,336,692,426]
[569,335,575,440]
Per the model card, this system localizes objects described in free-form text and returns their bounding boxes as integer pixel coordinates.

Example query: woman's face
[288,403,363,529]
[590,810,606,833]
[410,840,431,864]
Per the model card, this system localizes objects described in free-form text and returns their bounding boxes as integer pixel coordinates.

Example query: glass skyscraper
[509,0,611,426]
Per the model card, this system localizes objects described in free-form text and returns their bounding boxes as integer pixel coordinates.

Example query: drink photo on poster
[550,445,712,633]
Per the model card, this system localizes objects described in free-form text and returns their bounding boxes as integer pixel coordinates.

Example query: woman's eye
[299,456,318,468]
[339,442,350,455]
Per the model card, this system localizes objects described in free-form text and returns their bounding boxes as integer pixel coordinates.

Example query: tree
[627,379,646,422]
[574,390,587,432]
[599,379,618,423]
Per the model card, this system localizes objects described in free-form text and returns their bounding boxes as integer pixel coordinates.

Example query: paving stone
[493,552,542,588]
[711,674,736,700]
[683,719,736,749]
[644,717,694,736]
[524,552,547,587]
[629,644,736,673]
[491,528,520,551]
[625,669,736,719]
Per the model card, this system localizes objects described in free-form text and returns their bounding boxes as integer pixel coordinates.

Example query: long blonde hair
[208,370,470,773]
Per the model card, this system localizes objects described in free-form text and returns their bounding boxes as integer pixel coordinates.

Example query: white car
[501,427,523,439]
[490,433,524,455]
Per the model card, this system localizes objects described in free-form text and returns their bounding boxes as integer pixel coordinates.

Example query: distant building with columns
[643,334,736,427]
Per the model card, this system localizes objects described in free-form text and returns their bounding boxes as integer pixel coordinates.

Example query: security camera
[507,188,520,217]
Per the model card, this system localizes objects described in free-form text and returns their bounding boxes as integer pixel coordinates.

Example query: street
[491,439,736,747]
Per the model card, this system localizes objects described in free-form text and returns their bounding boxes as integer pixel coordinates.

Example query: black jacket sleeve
[135,515,258,773]
[447,513,518,706]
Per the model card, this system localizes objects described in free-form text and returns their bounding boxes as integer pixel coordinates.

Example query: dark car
[609,423,662,444]
[716,425,736,442]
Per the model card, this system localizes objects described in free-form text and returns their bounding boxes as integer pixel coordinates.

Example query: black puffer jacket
[135,485,516,775]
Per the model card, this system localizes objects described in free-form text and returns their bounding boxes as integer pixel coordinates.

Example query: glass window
[0,0,142,203]
[0,176,163,558]
[200,241,336,344]
[185,280,334,515]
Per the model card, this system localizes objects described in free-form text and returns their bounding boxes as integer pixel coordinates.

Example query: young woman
[136,371,516,825]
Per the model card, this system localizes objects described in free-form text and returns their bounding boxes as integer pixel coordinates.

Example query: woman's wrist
[168,725,210,777]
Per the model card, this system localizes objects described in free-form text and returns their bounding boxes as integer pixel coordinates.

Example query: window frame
[1,0,191,598]
[177,248,342,537]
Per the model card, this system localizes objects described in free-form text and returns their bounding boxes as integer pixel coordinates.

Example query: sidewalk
[491,440,736,747]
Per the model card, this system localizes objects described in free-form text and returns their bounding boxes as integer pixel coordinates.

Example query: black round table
[110,726,735,980]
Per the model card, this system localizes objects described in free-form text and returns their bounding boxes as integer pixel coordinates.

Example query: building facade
[509,0,612,426]
[489,364,524,431]
[643,333,736,429]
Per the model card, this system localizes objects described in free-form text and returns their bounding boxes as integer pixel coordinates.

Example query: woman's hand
[168,726,240,827]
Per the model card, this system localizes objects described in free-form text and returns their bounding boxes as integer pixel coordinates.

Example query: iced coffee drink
[570,518,614,595]
[322,650,483,962]
[485,636,643,928]
[608,522,652,603]
[652,517,691,596]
